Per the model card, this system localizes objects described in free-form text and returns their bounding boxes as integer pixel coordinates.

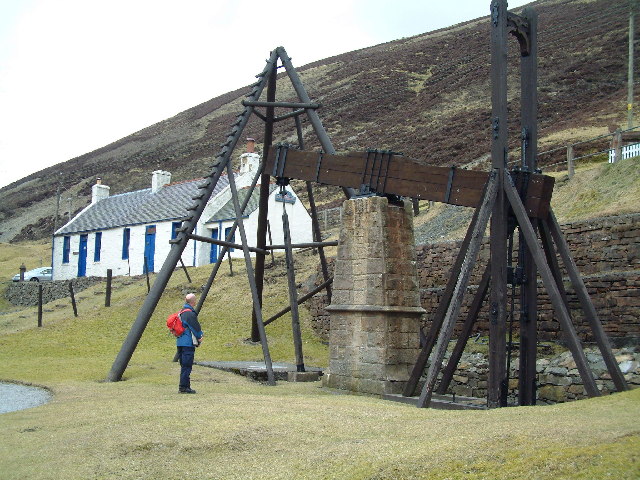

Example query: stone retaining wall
[425,346,639,404]
[5,277,102,306]
[307,213,640,344]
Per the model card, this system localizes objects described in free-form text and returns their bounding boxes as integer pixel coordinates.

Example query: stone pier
[323,196,424,395]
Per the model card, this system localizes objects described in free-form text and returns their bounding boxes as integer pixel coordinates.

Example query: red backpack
[166,309,190,337]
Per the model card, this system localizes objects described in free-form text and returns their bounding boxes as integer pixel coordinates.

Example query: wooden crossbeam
[264,148,554,218]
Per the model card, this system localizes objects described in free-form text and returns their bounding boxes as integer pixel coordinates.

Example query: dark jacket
[176,304,203,347]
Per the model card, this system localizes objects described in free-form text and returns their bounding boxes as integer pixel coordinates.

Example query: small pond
[0,382,52,414]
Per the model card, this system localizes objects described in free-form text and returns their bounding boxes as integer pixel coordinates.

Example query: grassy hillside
[550,157,640,222]
[0,0,633,242]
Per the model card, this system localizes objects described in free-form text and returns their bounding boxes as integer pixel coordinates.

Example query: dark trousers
[178,346,195,390]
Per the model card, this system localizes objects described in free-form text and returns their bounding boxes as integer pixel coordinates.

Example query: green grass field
[0,158,639,479]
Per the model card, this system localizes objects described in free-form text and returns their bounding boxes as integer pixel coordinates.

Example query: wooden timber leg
[518,6,539,406]
[488,170,509,407]
[403,194,485,397]
[503,177,599,397]
[436,264,491,395]
[545,210,628,392]
[251,61,277,342]
[417,171,498,408]
[227,163,276,385]
[519,226,538,406]
[282,205,305,372]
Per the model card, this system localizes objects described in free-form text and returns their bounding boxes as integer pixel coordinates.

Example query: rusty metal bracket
[315,150,324,183]
[273,143,293,186]
[507,12,532,56]
[444,165,457,204]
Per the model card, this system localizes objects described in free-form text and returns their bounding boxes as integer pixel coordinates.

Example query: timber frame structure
[107,1,628,408]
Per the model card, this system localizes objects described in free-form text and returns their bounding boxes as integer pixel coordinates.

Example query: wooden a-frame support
[401,1,628,407]
[107,47,347,383]
[108,3,627,409]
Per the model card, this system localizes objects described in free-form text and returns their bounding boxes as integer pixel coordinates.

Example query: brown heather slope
[0,0,633,242]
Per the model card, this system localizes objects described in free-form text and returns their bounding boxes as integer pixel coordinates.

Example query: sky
[0,0,532,189]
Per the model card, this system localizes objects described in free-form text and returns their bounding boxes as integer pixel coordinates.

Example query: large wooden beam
[263,149,554,218]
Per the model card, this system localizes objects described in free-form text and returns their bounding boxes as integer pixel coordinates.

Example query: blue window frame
[122,228,130,260]
[94,232,102,262]
[62,236,71,264]
[171,221,182,240]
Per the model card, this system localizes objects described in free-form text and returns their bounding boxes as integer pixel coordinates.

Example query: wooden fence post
[69,281,78,317]
[227,250,234,276]
[105,269,112,307]
[37,284,43,327]
[567,144,575,178]
[613,129,623,163]
[144,257,150,293]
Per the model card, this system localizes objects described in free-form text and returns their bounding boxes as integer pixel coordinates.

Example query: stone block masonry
[307,212,639,403]
[323,196,424,395]
[309,213,640,345]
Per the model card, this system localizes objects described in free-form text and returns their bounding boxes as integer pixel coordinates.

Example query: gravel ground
[0,382,52,414]
[414,204,474,244]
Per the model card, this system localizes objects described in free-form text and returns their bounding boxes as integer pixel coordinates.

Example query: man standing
[177,293,203,394]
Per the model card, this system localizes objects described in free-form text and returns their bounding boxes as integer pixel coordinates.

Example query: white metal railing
[609,142,640,163]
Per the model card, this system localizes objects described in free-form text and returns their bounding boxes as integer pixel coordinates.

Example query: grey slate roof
[205,185,277,223]
[55,176,230,235]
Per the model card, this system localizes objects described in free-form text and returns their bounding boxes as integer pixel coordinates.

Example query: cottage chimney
[91,178,110,204]
[239,138,260,176]
[151,170,172,193]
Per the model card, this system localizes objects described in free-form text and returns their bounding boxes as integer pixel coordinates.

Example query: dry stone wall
[5,277,102,306]
[306,213,640,402]
[308,213,640,344]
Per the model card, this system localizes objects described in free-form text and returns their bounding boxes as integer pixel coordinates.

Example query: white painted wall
[199,186,313,264]
[51,171,314,279]
[52,221,196,280]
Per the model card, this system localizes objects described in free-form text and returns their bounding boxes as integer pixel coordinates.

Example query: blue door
[77,234,88,277]
[210,228,219,263]
[225,226,235,252]
[144,226,156,273]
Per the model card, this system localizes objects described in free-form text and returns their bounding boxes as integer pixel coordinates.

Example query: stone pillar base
[324,196,424,396]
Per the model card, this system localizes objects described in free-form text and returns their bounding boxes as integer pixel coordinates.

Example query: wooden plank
[417,171,499,408]
[265,148,553,217]
[503,175,599,397]
[546,210,628,392]
[436,264,491,395]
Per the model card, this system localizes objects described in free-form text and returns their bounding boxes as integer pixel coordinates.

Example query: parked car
[12,267,53,282]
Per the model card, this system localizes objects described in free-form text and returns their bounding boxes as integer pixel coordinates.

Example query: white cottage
[52,143,313,280]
